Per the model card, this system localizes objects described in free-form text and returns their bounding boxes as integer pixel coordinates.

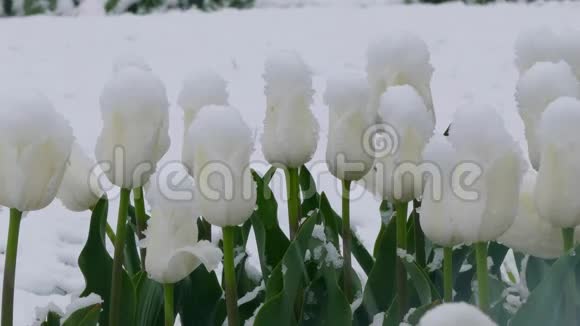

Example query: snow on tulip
[261,50,319,169]
[362,85,435,204]
[57,143,103,212]
[366,33,435,123]
[498,170,576,259]
[0,89,74,326]
[535,97,580,254]
[418,302,497,326]
[515,61,579,169]
[324,72,374,182]
[96,66,170,189]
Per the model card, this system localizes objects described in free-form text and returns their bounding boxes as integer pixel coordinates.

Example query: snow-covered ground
[1,2,580,324]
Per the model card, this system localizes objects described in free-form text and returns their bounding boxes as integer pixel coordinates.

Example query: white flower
[261,51,319,168]
[420,105,524,246]
[184,105,256,227]
[112,53,151,74]
[145,169,196,219]
[0,90,74,212]
[418,302,496,326]
[324,73,374,181]
[366,33,434,123]
[57,143,103,212]
[178,69,228,132]
[535,97,580,228]
[515,27,561,73]
[362,85,434,203]
[95,67,170,189]
[499,170,576,259]
[142,204,222,284]
[515,61,579,169]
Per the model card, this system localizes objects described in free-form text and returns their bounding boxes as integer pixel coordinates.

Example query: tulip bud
[324,73,374,181]
[142,176,222,284]
[0,90,74,212]
[178,70,228,132]
[95,67,170,189]
[184,105,256,227]
[261,51,319,168]
[366,33,434,123]
[420,105,524,246]
[57,143,103,212]
[418,302,496,326]
[535,97,580,228]
[516,61,579,169]
[514,27,561,73]
[499,170,577,259]
[362,85,434,203]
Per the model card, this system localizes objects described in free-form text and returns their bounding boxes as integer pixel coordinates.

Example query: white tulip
[366,33,434,123]
[184,105,256,227]
[0,90,74,212]
[57,143,103,212]
[514,27,561,73]
[515,61,579,169]
[261,51,319,168]
[362,85,434,203]
[112,53,151,74]
[560,28,580,80]
[499,170,577,259]
[418,302,496,326]
[420,105,524,246]
[142,189,222,284]
[95,67,170,189]
[324,73,374,181]
[145,168,196,219]
[535,97,580,228]
[178,69,228,132]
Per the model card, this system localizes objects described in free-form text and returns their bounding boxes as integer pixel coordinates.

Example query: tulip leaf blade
[253,213,318,326]
[133,272,164,326]
[353,215,397,325]
[175,266,225,326]
[61,303,101,326]
[78,197,136,326]
[510,248,580,326]
[250,170,290,283]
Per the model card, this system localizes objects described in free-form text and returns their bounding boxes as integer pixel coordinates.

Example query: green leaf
[176,266,225,326]
[251,170,290,282]
[353,216,397,325]
[62,304,102,326]
[133,272,164,326]
[404,301,440,325]
[487,242,509,278]
[401,259,441,305]
[40,310,62,326]
[319,192,374,275]
[299,165,320,216]
[510,249,580,326]
[253,214,318,326]
[382,298,398,326]
[125,205,144,276]
[78,197,136,326]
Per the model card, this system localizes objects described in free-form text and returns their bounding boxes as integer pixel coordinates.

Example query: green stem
[1,208,23,326]
[563,227,574,253]
[109,188,130,326]
[133,187,148,270]
[285,167,300,239]
[562,228,576,325]
[342,180,353,303]
[443,247,453,302]
[395,202,408,320]
[164,283,175,326]
[475,242,489,313]
[413,200,426,268]
[222,226,239,326]
[105,222,116,244]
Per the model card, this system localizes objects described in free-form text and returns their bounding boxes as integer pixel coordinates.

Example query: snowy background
[1,2,580,324]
